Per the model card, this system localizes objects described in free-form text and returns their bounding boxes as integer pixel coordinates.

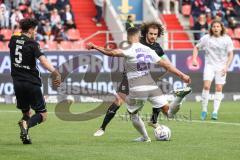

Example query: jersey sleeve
[32,42,44,58]
[226,36,234,53]
[155,43,165,57]
[196,34,208,49]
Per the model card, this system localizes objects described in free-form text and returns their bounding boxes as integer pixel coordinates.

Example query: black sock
[100,103,120,131]
[21,110,30,121]
[21,115,30,121]
[150,108,161,124]
[27,113,43,128]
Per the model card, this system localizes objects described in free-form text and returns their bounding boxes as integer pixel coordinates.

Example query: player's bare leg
[201,80,212,120]
[212,84,223,120]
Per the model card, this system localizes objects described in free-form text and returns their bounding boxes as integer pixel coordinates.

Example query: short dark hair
[141,21,164,38]
[127,27,139,37]
[20,18,38,33]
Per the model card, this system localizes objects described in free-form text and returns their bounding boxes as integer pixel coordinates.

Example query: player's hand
[221,66,227,76]
[51,69,61,89]
[86,42,95,50]
[192,58,198,67]
[182,74,191,84]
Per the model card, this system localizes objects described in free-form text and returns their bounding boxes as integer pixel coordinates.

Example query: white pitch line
[190,120,240,126]
[1,110,240,126]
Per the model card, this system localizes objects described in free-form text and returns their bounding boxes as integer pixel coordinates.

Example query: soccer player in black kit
[94,22,192,136]
[9,18,61,144]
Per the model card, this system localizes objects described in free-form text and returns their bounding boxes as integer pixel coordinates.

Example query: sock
[213,92,223,114]
[202,90,209,112]
[168,96,183,115]
[150,108,161,124]
[27,113,43,128]
[100,103,120,130]
[21,110,31,121]
[131,113,149,139]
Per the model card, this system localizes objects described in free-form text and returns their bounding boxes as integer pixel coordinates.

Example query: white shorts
[203,64,226,84]
[126,88,168,113]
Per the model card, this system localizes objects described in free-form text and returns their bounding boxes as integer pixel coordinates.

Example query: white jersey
[121,42,161,79]
[196,34,234,69]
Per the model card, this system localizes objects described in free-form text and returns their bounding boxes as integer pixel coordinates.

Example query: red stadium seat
[226,28,234,38]
[43,0,57,4]
[233,40,240,48]
[67,29,81,41]
[0,42,9,51]
[60,41,72,50]
[72,40,84,50]
[1,29,12,41]
[234,27,240,37]
[46,41,58,50]
[182,5,191,16]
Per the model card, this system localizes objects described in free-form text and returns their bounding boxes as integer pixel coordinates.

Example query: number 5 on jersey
[15,45,23,64]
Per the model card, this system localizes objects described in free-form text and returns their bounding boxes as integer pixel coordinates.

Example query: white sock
[202,90,209,112]
[168,96,183,116]
[131,113,149,139]
[213,92,223,114]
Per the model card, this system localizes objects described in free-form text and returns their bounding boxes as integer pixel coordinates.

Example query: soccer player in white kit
[87,27,191,142]
[192,20,234,120]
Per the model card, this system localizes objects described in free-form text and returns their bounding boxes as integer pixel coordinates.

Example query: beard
[147,37,156,44]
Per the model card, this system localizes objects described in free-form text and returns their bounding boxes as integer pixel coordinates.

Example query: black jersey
[140,37,165,57]
[9,34,44,86]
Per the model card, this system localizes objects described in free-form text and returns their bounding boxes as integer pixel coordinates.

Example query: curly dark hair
[19,18,38,33]
[209,20,226,36]
[141,21,164,38]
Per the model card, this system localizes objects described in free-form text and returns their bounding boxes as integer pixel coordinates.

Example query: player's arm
[38,55,56,73]
[192,45,199,66]
[158,59,191,84]
[33,42,61,87]
[38,55,61,87]
[226,51,234,68]
[86,42,124,57]
[222,50,234,76]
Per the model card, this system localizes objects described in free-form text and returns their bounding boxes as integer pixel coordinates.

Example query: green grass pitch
[0,101,239,160]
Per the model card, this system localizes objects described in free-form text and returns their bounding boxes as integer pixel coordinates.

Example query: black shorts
[13,80,46,113]
[117,72,129,95]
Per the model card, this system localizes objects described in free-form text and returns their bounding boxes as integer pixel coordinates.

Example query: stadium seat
[0,29,12,41]
[60,41,72,50]
[0,42,9,51]
[234,27,240,38]
[67,29,81,41]
[233,40,240,48]
[46,41,58,50]
[72,40,84,50]
[226,28,234,38]
[182,5,191,16]
[43,0,57,4]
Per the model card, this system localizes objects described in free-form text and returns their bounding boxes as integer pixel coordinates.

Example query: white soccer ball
[154,125,171,141]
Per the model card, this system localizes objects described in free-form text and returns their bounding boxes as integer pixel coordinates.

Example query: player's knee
[161,105,169,116]
[40,112,48,122]
[215,85,223,92]
[114,97,124,106]
[203,86,210,91]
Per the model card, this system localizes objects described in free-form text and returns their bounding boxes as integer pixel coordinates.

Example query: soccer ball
[154,125,171,141]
